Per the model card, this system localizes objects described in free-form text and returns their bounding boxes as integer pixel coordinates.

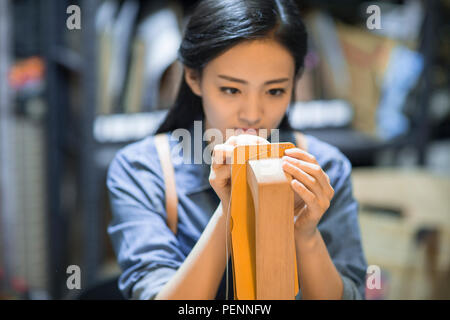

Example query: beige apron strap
[294,131,308,152]
[154,133,178,235]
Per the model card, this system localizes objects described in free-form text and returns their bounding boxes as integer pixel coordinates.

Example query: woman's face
[185,38,296,142]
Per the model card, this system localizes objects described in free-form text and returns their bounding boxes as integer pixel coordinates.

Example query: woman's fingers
[282,151,334,198]
[282,155,329,191]
[282,160,323,198]
[283,160,331,212]
[209,162,231,184]
[290,179,322,213]
[211,133,270,205]
[212,134,270,168]
[212,144,235,167]
[284,147,318,164]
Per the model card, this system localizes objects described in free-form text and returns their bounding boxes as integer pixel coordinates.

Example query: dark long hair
[156,0,308,134]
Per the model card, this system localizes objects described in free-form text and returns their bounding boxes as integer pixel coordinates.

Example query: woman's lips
[234,128,259,135]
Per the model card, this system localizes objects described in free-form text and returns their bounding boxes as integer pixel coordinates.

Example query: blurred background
[0,0,449,300]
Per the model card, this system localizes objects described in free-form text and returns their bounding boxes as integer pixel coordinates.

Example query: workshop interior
[0,0,449,300]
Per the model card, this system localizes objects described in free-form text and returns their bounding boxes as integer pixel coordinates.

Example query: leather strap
[154,130,306,235]
[154,133,178,235]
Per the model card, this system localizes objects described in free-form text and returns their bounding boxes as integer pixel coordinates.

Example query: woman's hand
[209,134,269,208]
[281,148,334,242]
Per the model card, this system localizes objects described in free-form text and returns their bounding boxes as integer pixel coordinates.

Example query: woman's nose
[239,95,262,126]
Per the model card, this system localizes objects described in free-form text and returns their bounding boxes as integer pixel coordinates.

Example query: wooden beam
[247,158,296,299]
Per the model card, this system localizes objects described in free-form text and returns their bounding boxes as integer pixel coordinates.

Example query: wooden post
[230,143,299,300]
[247,158,296,299]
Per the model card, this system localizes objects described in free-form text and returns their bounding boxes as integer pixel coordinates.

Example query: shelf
[50,45,82,73]
[93,109,168,143]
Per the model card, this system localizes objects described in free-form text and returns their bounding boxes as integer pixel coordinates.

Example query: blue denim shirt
[107,121,368,300]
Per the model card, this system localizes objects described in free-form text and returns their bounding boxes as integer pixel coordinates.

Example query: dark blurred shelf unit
[2,0,51,299]
[44,0,102,299]
[299,0,442,167]
[43,0,184,299]
[0,0,13,298]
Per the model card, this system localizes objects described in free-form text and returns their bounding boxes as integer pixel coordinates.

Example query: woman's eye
[220,87,285,96]
[220,87,240,95]
[268,88,286,96]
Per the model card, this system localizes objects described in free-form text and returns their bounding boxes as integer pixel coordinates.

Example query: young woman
[107,0,367,300]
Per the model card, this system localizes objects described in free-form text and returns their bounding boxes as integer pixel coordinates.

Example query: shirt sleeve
[106,140,186,300]
[316,152,368,300]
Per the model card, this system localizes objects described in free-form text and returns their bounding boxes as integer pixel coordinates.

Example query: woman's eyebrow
[217,74,289,85]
